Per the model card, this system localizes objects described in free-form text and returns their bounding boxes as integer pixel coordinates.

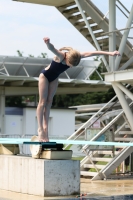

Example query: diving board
[0,136,133,160]
[0,137,133,146]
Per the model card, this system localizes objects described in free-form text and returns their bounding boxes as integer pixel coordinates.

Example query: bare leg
[43,78,58,141]
[36,73,49,142]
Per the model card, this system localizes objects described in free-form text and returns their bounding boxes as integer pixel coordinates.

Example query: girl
[37,37,120,142]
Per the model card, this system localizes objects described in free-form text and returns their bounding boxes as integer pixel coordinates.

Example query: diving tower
[4,0,133,180]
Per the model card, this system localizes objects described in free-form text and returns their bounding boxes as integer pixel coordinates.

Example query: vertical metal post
[115,4,133,70]
[112,83,133,131]
[109,0,116,71]
[0,88,5,134]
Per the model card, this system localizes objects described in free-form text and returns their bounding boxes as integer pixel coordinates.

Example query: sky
[0,0,132,58]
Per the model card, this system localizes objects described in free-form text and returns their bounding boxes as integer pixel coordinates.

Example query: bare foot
[43,127,49,142]
[42,131,49,142]
[38,128,49,142]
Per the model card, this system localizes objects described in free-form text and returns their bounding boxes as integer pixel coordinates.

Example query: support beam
[75,0,110,72]
[115,82,133,101]
[112,83,133,131]
[115,4,133,70]
[0,88,5,134]
[109,0,116,72]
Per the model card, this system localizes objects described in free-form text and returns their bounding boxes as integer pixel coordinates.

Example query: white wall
[4,108,75,139]
[50,109,75,138]
[23,108,37,136]
[4,115,23,137]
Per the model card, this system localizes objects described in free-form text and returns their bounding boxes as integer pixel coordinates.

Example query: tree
[28,54,34,57]
[16,50,23,57]
[16,50,48,58]
[6,96,26,107]
[38,53,48,58]
[90,56,107,80]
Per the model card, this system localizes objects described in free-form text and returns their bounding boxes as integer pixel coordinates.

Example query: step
[84,164,105,169]
[75,19,94,27]
[115,137,132,142]
[97,151,113,155]
[80,25,101,33]
[119,131,133,135]
[91,157,112,162]
[98,38,109,44]
[97,151,119,156]
[94,31,105,38]
[80,171,97,177]
[62,7,79,15]
[68,13,83,21]
[125,124,130,128]
[114,145,124,149]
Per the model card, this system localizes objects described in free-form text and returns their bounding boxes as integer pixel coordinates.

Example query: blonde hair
[59,47,81,67]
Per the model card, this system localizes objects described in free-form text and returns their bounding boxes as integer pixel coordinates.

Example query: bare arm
[43,37,64,61]
[80,50,120,58]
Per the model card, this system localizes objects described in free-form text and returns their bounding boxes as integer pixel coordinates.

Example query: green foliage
[72,157,85,160]
[52,87,115,108]
[16,50,23,57]
[38,53,48,58]
[6,96,26,107]
[16,50,48,58]
[28,54,34,57]
[90,56,107,80]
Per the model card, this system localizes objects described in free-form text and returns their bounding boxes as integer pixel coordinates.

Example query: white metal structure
[10,0,133,179]
[0,55,109,96]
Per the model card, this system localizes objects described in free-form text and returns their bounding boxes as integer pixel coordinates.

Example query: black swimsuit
[41,55,69,82]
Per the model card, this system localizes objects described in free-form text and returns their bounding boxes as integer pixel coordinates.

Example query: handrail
[116,4,128,19]
[65,95,117,139]
[101,26,133,36]
[82,101,133,152]
[116,0,130,15]
[65,83,131,150]
[64,96,118,150]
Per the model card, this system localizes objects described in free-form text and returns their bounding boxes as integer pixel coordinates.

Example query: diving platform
[0,154,80,196]
[0,136,80,197]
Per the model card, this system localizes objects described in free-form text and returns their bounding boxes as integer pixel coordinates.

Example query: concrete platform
[0,155,80,196]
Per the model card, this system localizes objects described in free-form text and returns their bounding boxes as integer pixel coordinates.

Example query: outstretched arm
[80,50,120,58]
[43,37,64,61]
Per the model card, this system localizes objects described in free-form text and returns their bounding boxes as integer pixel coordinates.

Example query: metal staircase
[66,86,133,180]
[75,102,133,180]
[57,0,133,70]
[66,92,133,180]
